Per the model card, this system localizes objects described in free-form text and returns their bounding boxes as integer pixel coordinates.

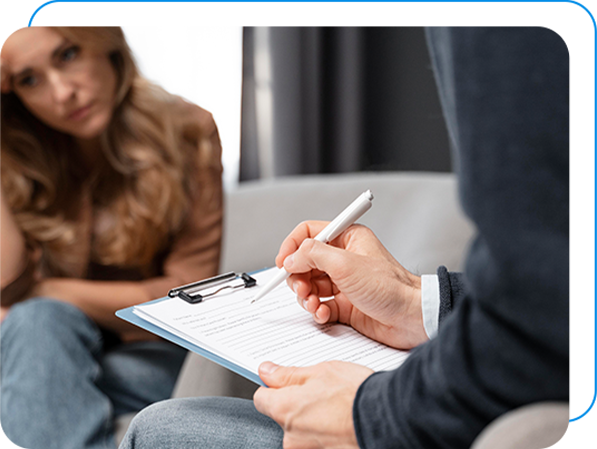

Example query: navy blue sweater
[353,28,569,448]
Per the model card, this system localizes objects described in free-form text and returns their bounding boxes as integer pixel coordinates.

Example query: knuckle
[356,223,374,238]
[283,366,300,383]
[299,238,317,254]
[294,221,311,236]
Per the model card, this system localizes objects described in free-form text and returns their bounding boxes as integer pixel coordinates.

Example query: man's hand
[254,361,373,449]
[276,221,428,350]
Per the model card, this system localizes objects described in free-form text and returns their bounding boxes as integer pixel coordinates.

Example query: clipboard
[118,268,408,388]
[116,271,265,386]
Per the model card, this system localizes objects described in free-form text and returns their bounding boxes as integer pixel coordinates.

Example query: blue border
[569,2,597,448]
[16,0,595,26]
[6,0,597,448]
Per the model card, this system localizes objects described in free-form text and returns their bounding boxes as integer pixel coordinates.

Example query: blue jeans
[119,397,283,449]
[1,298,187,449]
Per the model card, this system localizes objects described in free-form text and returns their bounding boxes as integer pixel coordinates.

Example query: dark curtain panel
[240,27,451,182]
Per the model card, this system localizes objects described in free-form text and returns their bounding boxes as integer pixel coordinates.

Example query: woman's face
[1,27,117,140]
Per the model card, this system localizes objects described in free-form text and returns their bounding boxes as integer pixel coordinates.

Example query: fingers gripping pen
[250,190,374,304]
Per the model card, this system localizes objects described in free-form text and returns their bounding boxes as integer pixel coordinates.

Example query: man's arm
[353,27,569,448]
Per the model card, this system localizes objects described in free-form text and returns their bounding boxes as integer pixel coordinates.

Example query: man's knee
[123,398,283,449]
[121,400,185,448]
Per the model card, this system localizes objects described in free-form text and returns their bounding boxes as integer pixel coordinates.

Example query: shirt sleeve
[420,274,439,339]
[422,268,469,339]
[141,105,224,300]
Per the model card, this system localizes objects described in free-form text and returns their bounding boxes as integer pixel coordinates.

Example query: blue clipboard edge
[116,268,272,388]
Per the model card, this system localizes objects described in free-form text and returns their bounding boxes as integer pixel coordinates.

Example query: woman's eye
[18,75,38,88]
[61,46,79,62]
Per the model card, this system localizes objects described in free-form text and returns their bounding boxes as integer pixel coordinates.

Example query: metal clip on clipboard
[168,272,257,304]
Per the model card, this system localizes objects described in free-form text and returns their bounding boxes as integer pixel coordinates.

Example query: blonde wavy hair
[1,27,217,277]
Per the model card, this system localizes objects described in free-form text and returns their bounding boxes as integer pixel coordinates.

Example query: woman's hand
[276,221,428,350]
[29,278,157,340]
[30,278,78,304]
[1,306,10,322]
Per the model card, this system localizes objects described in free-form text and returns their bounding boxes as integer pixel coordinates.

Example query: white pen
[251,190,374,304]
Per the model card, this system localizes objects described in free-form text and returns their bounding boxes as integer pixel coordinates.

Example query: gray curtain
[240,27,451,182]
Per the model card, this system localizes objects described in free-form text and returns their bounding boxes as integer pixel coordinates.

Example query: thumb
[258,362,308,388]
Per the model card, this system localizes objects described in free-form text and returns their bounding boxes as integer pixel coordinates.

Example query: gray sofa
[116,172,567,448]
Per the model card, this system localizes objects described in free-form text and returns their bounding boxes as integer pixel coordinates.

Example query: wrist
[405,274,429,347]
[33,278,77,303]
[391,267,428,348]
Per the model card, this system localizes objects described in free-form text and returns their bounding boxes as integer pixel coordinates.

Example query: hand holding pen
[251,190,375,304]
[268,202,430,351]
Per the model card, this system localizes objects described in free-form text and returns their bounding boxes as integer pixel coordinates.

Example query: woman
[1,27,224,449]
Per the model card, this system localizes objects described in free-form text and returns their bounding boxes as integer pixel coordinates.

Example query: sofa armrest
[472,402,569,449]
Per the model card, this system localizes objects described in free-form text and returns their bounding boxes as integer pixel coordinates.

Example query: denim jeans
[1,298,187,449]
[119,397,283,449]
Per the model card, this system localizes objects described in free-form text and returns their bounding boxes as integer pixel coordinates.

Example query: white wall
[121,26,243,190]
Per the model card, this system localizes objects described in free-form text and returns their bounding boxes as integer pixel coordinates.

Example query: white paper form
[133,268,409,375]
